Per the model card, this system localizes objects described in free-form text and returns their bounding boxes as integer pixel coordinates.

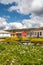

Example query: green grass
[0,43,43,65]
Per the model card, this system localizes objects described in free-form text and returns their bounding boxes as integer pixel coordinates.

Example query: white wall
[29,30,43,37]
[0,33,11,37]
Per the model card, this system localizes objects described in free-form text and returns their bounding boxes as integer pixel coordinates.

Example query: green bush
[0,45,5,52]
[3,35,20,43]
[0,43,43,65]
[21,36,29,41]
[30,38,43,45]
[3,37,43,45]
[11,35,20,41]
[3,37,11,43]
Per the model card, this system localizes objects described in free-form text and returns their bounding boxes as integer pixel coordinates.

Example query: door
[37,32,39,38]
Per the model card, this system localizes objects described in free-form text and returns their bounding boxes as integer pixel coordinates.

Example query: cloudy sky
[0,0,43,30]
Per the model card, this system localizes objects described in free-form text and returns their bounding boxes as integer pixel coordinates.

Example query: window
[35,32,36,35]
[30,32,32,37]
[40,32,42,36]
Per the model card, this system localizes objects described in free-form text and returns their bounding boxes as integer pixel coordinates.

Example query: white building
[5,27,43,38]
[29,27,43,38]
[0,30,11,38]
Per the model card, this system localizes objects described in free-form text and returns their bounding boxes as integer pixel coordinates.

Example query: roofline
[6,27,43,32]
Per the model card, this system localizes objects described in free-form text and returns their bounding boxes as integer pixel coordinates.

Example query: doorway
[37,32,39,38]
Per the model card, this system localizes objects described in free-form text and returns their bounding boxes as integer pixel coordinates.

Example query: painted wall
[29,30,43,37]
[0,33,11,37]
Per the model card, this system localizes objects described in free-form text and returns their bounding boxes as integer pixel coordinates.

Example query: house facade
[28,27,43,38]
[10,27,43,38]
[1,27,43,38]
[29,29,43,38]
[0,30,11,38]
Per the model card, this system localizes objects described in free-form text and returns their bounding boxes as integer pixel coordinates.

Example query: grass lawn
[0,43,43,65]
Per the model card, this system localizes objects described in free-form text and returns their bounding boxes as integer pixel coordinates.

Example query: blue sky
[0,3,31,23]
[0,0,43,30]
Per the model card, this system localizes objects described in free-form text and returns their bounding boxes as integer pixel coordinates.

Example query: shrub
[11,35,20,41]
[3,37,11,43]
[0,45,5,52]
[3,35,20,43]
[21,36,29,41]
[30,38,43,45]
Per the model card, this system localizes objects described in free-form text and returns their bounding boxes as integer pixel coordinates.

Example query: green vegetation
[0,43,43,65]
[30,38,43,45]
[3,37,43,45]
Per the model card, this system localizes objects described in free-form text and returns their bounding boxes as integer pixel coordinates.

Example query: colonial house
[0,30,11,38]
[0,27,43,38]
[29,27,43,38]
[8,27,43,38]
[15,32,27,37]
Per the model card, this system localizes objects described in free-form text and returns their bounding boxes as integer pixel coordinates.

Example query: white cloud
[4,22,27,30]
[0,16,43,30]
[6,16,43,30]
[8,0,43,15]
[31,0,43,16]
[8,6,18,12]
[0,0,43,29]
[22,16,43,28]
[8,0,43,28]
[0,0,43,15]
[0,17,7,30]
[0,0,16,4]
[7,22,25,29]
[0,0,21,4]
[8,0,33,14]
[0,17,26,30]
[0,0,33,14]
